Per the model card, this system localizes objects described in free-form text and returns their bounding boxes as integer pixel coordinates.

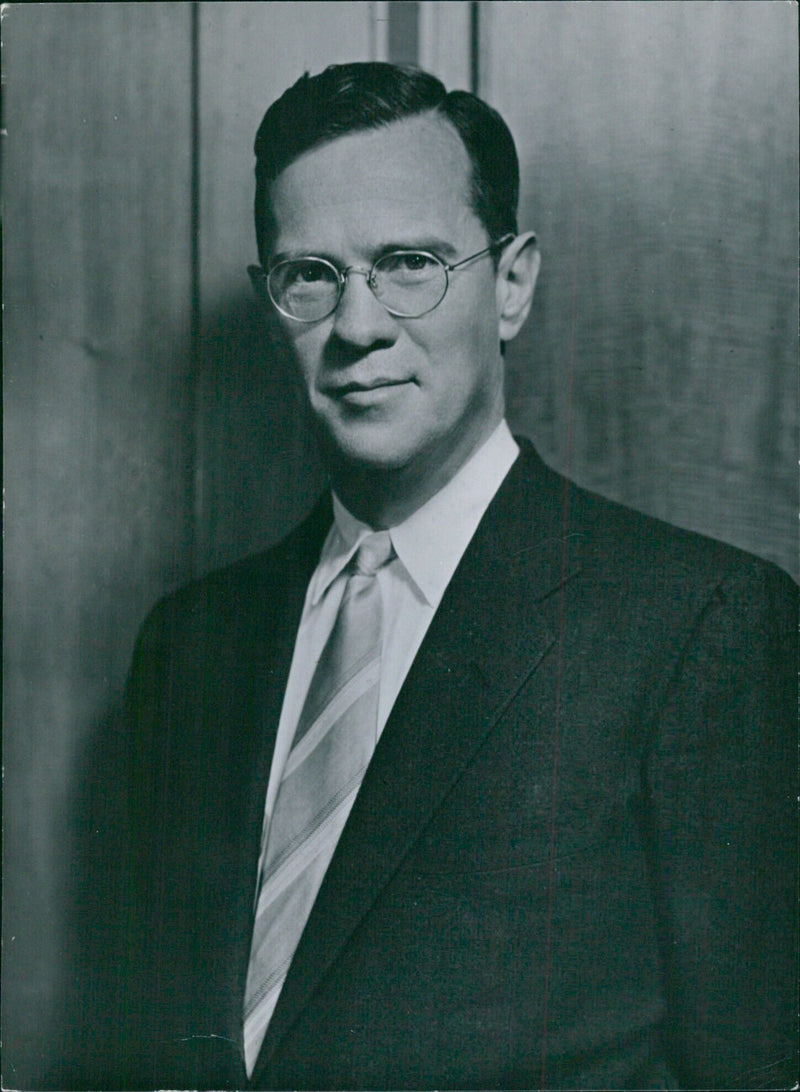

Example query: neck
[329,468,444,529]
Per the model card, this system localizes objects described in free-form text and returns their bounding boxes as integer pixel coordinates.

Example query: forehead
[267,113,481,255]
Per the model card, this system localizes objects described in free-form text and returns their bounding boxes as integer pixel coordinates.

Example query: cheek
[422,292,500,380]
[284,329,326,384]
[450,278,500,343]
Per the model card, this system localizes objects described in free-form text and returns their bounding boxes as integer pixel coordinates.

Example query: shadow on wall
[195,295,327,575]
[3,295,327,1090]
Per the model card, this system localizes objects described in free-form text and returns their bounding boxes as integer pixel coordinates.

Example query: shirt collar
[309,421,519,608]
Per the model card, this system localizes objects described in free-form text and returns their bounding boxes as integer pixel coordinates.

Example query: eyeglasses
[248,234,515,322]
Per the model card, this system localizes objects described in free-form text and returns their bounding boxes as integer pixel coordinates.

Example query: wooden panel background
[2,3,376,1083]
[486,1,798,576]
[3,2,797,1086]
[2,5,196,1084]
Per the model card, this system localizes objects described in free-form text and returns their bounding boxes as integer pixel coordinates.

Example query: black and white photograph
[3,2,798,1089]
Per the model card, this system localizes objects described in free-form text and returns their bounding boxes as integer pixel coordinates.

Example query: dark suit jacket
[63,442,797,1090]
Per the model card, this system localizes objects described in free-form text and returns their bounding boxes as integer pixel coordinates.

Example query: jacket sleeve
[644,556,798,1090]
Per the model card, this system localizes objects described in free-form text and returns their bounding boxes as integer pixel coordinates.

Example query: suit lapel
[254,445,583,1075]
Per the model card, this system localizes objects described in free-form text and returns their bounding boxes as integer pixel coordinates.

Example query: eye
[376,251,441,281]
[270,258,339,293]
[295,261,329,283]
[399,252,435,272]
[398,252,437,271]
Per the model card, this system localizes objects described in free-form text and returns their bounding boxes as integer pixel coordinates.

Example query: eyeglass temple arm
[445,233,523,272]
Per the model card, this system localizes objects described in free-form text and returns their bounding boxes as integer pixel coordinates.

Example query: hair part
[253,62,519,264]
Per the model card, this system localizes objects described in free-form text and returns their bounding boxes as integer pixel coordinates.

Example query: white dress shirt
[262,420,520,826]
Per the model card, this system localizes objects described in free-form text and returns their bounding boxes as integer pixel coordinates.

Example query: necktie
[243,531,394,1076]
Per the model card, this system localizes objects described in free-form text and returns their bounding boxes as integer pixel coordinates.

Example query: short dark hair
[253,62,519,264]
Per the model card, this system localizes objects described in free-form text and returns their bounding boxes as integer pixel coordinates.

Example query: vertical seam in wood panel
[190,0,202,574]
[370,1,390,62]
[387,0,419,66]
[470,1,480,95]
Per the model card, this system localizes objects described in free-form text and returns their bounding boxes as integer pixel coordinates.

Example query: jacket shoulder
[563,463,795,597]
[136,494,333,649]
[512,442,796,630]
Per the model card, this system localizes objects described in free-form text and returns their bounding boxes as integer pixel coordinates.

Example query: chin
[319,423,420,474]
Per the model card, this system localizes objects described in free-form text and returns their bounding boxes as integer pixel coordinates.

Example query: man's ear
[496,231,540,343]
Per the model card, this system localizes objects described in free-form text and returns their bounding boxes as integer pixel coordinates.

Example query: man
[67,63,796,1090]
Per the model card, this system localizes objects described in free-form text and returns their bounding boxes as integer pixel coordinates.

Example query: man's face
[266,114,508,488]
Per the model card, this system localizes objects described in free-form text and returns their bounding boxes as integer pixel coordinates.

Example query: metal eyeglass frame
[247,233,516,322]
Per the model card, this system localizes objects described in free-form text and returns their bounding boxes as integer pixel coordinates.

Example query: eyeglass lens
[268,252,448,320]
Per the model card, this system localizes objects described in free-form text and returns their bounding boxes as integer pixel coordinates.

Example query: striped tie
[243,531,394,1076]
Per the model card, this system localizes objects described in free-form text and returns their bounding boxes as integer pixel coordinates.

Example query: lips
[327,378,411,396]
[331,380,406,393]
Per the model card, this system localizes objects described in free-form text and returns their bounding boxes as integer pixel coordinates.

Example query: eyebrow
[269,236,461,267]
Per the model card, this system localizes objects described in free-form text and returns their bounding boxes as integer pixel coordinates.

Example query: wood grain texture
[2,5,194,1082]
[418,0,473,93]
[195,1,374,572]
[482,1,798,577]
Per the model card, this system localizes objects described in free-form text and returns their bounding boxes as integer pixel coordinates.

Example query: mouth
[327,378,413,403]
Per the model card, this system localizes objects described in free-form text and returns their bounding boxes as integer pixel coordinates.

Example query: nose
[331,267,399,349]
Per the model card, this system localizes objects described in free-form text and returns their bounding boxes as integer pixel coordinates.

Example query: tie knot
[351,531,394,577]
